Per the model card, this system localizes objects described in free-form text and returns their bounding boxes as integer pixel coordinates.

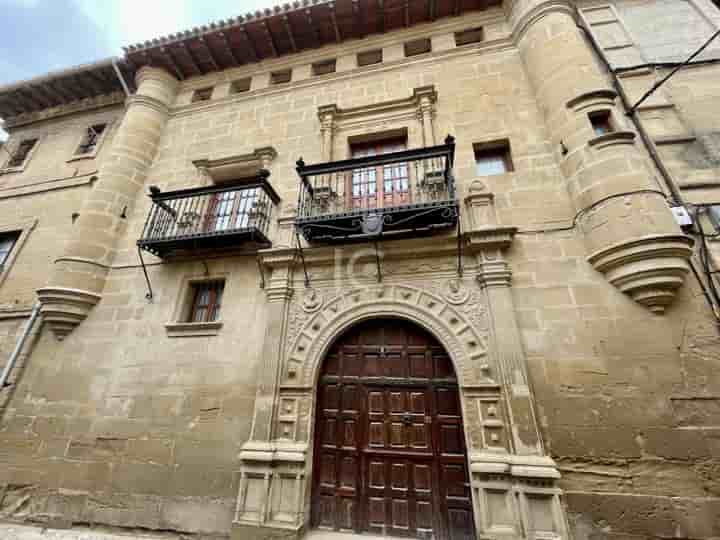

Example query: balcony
[137,171,280,257]
[296,136,458,243]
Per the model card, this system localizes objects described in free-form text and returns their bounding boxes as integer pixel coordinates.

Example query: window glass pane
[476,155,507,176]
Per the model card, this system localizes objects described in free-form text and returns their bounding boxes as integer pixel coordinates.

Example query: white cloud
[72,0,270,53]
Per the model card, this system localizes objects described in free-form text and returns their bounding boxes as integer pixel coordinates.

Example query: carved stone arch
[283,284,494,389]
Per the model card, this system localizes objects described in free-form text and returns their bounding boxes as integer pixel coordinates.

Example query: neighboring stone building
[0,1,719,539]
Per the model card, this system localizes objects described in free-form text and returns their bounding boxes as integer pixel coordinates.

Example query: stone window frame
[312,58,337,77]
[192,87,214,103]
[454,27,484,47]
[0,218,37,290]
[0,135,42,174]
[67,121,113,162]
[165,273,228,337]
[473,139,515,177]
[230,77,252,94]
[357,49,383,67]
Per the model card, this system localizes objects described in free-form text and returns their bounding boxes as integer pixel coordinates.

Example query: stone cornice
[4,92,125,129]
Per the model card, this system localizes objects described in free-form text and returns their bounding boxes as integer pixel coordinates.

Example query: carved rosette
[588,234,694,313]
[36,287,102,340]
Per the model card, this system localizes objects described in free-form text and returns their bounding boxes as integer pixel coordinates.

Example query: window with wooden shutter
[188,281,225,323]
[75,124,107,155]
[6,138,37,168]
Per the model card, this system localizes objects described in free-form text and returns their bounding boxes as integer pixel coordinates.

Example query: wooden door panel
[312,318,475,539]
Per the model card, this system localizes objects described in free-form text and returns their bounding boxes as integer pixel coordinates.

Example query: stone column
[511,0,692,313]
[37,67,179,339]
[414,86,437,147]
[317,105,337,161]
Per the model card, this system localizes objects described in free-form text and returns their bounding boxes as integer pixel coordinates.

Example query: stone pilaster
[414,86,437,146]
[234,247,305,539]
[37,66,179,339]
[511,0,692,313]
[317,104,337,161]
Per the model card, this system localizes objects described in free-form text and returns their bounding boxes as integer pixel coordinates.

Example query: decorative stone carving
[300,288,323,313]
[587,234,694,313]
[36,287,102,340]
[283,283,491,387]
[443,278,471,305]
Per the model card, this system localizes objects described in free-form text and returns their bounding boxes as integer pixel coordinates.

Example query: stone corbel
[36,287,102,340]
[464,180,517,252]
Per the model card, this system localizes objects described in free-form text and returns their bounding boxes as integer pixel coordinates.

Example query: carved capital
[36,287,102,340]
[477,261,513,288]
[588,234,694,313]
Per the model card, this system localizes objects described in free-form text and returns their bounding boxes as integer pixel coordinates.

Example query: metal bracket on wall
[456,214,464,277]
[374,238,383,283]
[295,228,311,288]
[136,246,154,302]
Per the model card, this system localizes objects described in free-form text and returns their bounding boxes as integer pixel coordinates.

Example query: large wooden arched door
[311,318,475,540]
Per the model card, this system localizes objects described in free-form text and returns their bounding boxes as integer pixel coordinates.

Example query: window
[589,110,614,136]
[192,87,213,103]
[474,140,514,176]
[357,49,383,67]
[187,280,225,323]
[271,69,292,85]
[75,124,106,156]
[350,136,409,211]
[0,231,19,270]
[6,138,37,169]
[312,59,336,76]
[404,38,431,57]
[455,27,484,46]
[230,77,252,94]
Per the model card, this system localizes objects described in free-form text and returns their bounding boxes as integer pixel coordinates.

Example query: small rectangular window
[589,110,614,136]
[474,140,514,176]
[271,69,292,85]
[455,27,484,46]
[404,38,431,57]
[312,59,336,76]
[357,49,383,67]
[75,124,106,155]
[192,87,213,103]
[230,77,252,94]
[0,231,20,269]
[187,280,225,323]
[6,138,37,168]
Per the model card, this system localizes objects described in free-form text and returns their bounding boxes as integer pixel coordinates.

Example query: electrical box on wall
[671,206,693,228]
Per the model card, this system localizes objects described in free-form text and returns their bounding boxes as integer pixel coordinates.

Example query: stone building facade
[0,1,719,539]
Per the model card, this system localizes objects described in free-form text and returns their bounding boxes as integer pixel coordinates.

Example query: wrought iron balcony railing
[295,136,457,242]
[137,171,280,257]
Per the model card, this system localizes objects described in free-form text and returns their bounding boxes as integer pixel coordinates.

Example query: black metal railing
[137,171,280,257]
[295,136,457,242]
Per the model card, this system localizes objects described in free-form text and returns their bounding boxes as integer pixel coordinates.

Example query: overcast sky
[0,0,275,139]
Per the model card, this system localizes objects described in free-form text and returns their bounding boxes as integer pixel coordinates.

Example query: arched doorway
[311,318,475,540]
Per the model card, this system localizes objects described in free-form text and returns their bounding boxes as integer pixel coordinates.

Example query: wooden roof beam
[377,0,385,33]
[305,8,322,47]
[351,0,365,39]
[429,0,437,21]
[12,91,40,111]
[160,47,185,80]
[199,37,220,71]
[178,42,203,75]
[76,73,103,95]
[454,0,461,16]
[404,0,410,27]
[282,15,298,52]
[51,80,82,101]
[239,26,259,62]
[218,31,241,66]
[328,3,342,42]
[33,84,64,105]
[262,21,278,57]
[23,87,52,108]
